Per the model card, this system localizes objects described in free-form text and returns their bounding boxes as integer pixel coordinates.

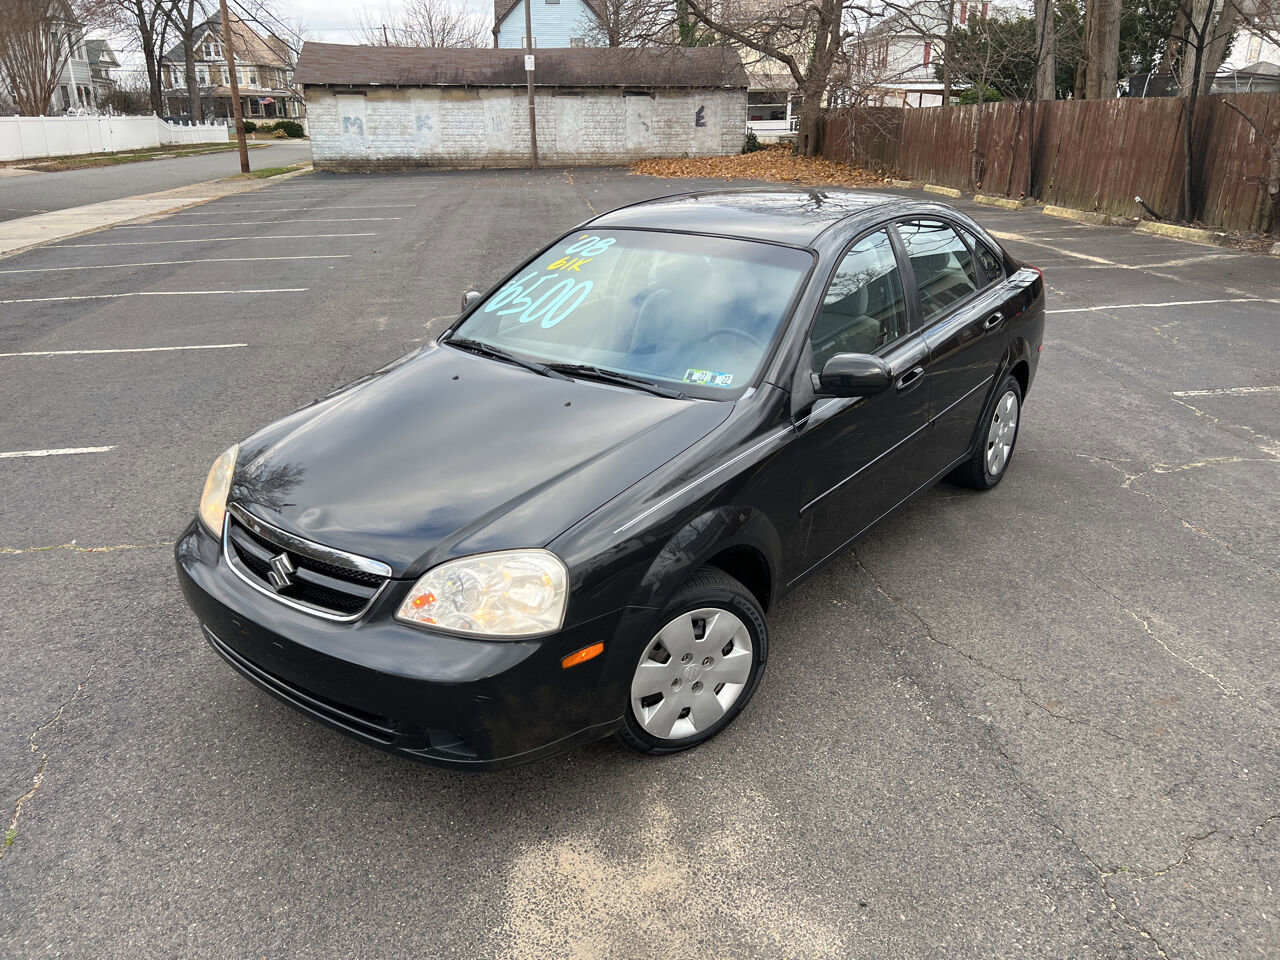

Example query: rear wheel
[616,567,767,755]
[950,375,1022,490]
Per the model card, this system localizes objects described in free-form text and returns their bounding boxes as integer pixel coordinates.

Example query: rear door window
[896,220,979,323]
[961,228,1005,286]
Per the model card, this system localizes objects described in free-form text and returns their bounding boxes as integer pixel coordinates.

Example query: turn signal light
[561,642,604,669]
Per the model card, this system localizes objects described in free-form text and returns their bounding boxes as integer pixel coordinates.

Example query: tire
[950,374,1023,490]
[616,566,768,756]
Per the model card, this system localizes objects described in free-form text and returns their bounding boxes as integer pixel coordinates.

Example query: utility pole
[523,0,538,169]
[942,0,955,105]
[218,0,250,173]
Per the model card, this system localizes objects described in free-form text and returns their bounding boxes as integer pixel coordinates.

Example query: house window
[196,65,209,85]
[570,37,586,47]
[923,40,931,66]
[201,40,222,59]
[521,36,537,47]
[547,0,560,4]
[1247,34,1262,62]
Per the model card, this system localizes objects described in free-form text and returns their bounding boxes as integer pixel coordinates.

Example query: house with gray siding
[492,0,603,48]
[296,43,747,171]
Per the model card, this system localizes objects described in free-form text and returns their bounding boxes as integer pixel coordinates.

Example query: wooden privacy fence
[822,94,1280,233]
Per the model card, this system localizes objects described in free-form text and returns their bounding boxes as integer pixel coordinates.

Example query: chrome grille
[223,503,391,621]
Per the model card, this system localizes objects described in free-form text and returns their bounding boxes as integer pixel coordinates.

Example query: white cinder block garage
[295,44,748,171]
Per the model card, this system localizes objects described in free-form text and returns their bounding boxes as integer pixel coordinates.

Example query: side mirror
[815,353,892,397]
[461,290,482,312]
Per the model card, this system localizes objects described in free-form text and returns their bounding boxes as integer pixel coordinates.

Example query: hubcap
[985,389,1019,477]
[630,607,754,740]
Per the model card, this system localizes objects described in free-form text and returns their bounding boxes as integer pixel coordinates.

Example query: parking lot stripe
[1048,298,1277,314]
[173,205,412,214]
[0,255,350,275]
[1,288,305,304]
[0,446,115,459]
[56,234,375,247]
[1172,385,1280,397]
[0,343,246,358]
[116,218,404,228]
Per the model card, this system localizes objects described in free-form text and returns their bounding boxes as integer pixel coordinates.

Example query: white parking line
[172,205,412,213]
[116,218,404,228]
[0,255,350,274]
[1048,298,1277,314]
[0,446,115,459]
[0,343,246,358]
[56,234,375,247]
[1,288,305,304]
[1172,385,1280,397]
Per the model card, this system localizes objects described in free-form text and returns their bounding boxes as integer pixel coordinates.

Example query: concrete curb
[1134,220,1227,247]
[973,194,1029,210]
[888,179,919,189]
[1042,205,1129,227]
[923,183,963,198]
[0,164,313,259]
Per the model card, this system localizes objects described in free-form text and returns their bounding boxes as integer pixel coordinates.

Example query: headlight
[198,444,238,535]
[395,549,568,637]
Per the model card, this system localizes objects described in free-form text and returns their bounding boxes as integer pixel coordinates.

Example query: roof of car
[589,188,916,246]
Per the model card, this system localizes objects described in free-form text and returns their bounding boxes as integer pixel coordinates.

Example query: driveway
[0,168,1276,959]
[0,140,312,222]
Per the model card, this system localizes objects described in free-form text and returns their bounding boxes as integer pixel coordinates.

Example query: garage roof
[295,43,747,88]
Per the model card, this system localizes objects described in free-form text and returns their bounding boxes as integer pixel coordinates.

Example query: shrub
[741,130,764,153]
[274,120,305,138]
[241,120,257,133]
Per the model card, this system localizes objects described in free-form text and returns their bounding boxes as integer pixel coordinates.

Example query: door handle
[895,366,924,393]
[983,312,1005,330]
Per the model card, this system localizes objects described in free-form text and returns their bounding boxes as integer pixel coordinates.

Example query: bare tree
[1082,0,1122,97]
[579,0,678,46]
[0,0,100,115]
[1164,0,1244,217]
[1033,0,1055,99]
[354,0,488,47]
[100,0,169,113]
[161,0,208,119]
[684,0,846,155]
[1219,0,1280,233]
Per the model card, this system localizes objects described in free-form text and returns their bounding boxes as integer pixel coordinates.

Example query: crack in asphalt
[1072,452,1280,585]
[1069,563,1241,701]
[853,553,1134,745]
[1,665,94,864]
[850,554,1174,957]
[0,541,174,556]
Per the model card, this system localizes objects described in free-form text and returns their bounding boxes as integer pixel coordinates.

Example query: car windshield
[451,229,812,398]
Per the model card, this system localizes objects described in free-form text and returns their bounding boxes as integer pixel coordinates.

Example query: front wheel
[950,375,1022,490]
[616,567,767,755]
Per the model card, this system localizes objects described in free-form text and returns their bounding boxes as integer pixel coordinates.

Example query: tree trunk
[1085,0,1121,99]
[798,91,821,157]
[1034,0,1056,100]
[183,32,201,120]
[943,0,955,105]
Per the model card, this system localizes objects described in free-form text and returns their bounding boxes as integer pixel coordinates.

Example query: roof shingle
[294,43,747,88]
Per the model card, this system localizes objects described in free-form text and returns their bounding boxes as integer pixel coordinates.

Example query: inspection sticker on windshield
[684,368,733,387]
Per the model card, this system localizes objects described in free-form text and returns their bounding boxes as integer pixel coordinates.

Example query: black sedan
[176,188,1044,769]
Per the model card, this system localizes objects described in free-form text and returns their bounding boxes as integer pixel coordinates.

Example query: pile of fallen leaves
[631,145,885,188]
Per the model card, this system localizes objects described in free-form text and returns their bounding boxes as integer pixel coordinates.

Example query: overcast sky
[107,0,492,74]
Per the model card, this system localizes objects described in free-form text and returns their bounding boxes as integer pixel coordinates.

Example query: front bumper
[175,520,634,770]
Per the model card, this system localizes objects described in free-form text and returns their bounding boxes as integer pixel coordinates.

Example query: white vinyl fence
[0,115,229,162]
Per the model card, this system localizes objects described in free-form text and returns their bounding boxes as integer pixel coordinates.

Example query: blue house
[492,0,604,48]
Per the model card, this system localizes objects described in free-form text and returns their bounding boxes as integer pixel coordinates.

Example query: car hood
[231,342,731,577]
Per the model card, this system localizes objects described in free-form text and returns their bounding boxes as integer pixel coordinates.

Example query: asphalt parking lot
[1,167,1277,959]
